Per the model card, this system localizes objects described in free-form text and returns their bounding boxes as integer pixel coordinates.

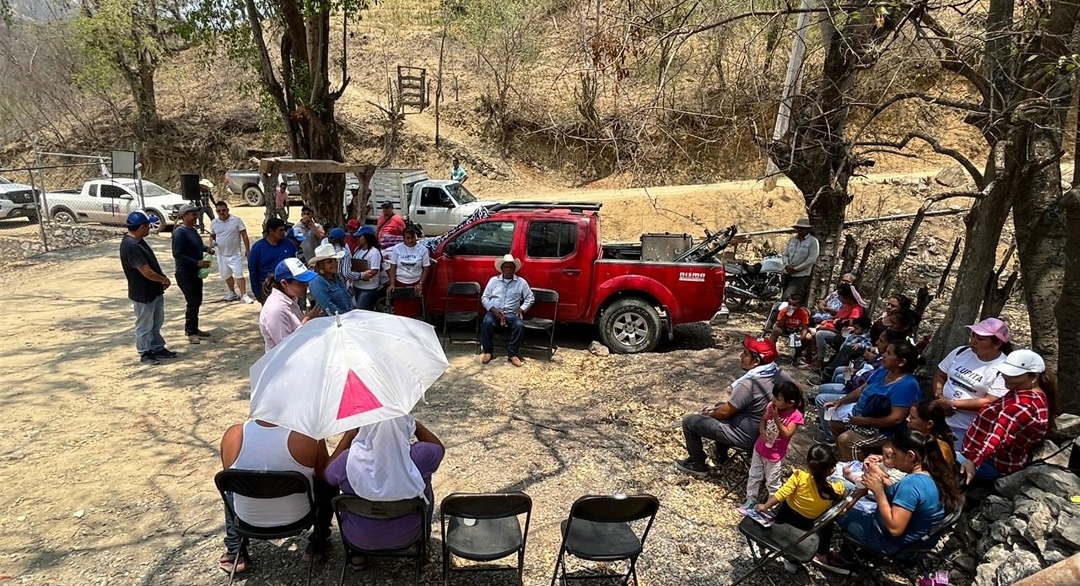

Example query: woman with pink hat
[933,317,1012,446]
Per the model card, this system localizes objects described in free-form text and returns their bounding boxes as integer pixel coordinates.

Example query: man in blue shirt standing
[450,158,468,183]
[172,204,214,344]
[480,254,534,367]
[248,218,299,304]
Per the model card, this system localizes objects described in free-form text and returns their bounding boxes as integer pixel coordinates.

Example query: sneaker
[153,348,178,359]
[743,498,757,509]
[240,294,255,304]
[188,335,201,344]
[140,353,160,366]
[782,559,799,574]
[222,292,239,302]
[674,458,710,478]
[813,552,853,575]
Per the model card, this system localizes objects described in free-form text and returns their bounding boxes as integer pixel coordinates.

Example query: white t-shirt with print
[210,215,247,256]
[389,243,431,284]
[938,346,1009,430]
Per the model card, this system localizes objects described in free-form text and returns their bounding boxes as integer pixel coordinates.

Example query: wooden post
[937,236,962,297]
[869,206,927,314]
[839,234,858,276]
[435,20,447,147]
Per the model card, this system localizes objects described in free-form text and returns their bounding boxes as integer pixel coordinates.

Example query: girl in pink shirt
[743,382,805,508]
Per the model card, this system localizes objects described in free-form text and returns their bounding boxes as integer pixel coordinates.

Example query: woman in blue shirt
[823,341,924,460]
[307,243,354,315]
[816,428,963,574]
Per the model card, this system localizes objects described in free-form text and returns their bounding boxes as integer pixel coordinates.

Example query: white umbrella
[249,310,449,439]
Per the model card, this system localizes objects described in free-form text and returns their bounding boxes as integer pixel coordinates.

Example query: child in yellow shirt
[754,444,847,561]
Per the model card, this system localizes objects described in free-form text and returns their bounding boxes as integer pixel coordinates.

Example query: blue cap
[354,225,376,236]
[329,227,347,240]
[274,258,317,283]
[292,224,306,242]
[126,210,158,227]
[380,201,394,208]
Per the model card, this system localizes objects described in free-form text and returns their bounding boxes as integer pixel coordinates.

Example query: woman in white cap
[959,349,1055,481]
[308,243,354,316]
[933,317,1012,447]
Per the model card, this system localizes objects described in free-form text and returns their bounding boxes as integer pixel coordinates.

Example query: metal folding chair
[522,288,558,360]
[214,470,317,586]
[730,494,856,586]
[549,494,659,586]
[713,444,753,500]
[441,492,532,585]
[332,494,428,585]
[442,281,482,351]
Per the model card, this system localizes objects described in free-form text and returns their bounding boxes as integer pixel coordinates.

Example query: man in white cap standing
[781,217,819,299]
[480,254,535,367]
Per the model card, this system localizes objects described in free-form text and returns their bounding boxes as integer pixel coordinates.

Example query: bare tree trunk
[1059,185,1080,414]
[925,145,1016,365]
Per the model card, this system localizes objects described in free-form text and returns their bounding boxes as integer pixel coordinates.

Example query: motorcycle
[723,255,786,310]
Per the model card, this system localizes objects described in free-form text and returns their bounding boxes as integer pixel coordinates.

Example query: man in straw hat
[480,254,535,367]
[781,217,820,299]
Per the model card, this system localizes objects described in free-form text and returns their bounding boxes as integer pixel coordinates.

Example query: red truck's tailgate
[591,260,725,324]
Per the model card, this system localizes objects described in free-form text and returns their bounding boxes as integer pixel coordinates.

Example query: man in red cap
[676,336,795,477]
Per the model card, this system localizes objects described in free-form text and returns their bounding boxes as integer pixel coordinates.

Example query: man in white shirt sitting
[480,254,535,367]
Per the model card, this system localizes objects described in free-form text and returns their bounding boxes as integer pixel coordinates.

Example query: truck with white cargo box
[367,169,498,236]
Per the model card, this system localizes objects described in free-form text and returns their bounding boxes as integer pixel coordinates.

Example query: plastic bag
[197,252,213,279]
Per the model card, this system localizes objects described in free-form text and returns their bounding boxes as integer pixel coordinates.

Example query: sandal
[348,555,368,571]
[219,550,250,574]
[303,540,333,563]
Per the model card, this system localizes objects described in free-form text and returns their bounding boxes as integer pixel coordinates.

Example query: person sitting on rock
[676,336,795,477]
[960,349,1053,481]
[480,254,535,367]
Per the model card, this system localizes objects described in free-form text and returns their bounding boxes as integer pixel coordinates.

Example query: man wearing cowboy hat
[480,254,535,367]
[781,217,819,299]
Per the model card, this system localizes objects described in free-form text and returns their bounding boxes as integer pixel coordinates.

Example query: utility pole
[763,0,814,191]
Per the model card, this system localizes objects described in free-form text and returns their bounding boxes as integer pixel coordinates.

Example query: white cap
[997,350,1046,377]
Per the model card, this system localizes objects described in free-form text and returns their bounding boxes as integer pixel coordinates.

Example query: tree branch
[926,190,982,203]
[855,131,985,189]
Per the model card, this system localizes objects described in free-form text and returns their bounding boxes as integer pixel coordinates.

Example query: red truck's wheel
[600,298,662,354]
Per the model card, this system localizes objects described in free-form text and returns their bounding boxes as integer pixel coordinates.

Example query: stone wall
[0,223,122,258]
[945,463,1080,586]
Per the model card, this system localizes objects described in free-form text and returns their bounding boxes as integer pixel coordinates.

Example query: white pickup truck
[368,169,499,236]
[45,178,190,233]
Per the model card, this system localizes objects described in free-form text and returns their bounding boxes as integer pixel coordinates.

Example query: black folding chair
[713,444,753,500]
[549,494,659,586]
[523,288,559,360]
[441,492,532,586]
[214,469,317,586]
[837,502,964,586]
[730,494,856,586]
[390,287,426,320]
[442,281,482,351]
[332,494,428,586]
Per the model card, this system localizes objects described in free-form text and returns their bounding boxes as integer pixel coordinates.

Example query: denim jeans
[815,392,845,441]
[354,287,380,311]
[175,271,203,335]
[480,311,524,356]
[132,295,166,355]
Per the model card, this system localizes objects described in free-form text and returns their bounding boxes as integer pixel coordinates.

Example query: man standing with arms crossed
[210,200,254,303]
[781,217,819,299]
[173,204,214,344]
[119,211,176,366]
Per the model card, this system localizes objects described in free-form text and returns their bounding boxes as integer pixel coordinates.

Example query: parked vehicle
[223,168,361,207]
[45,178,188,233]
[723,254,785,309]
[368,169,499,236]
[0,176,40,223]
[415,201,726,354]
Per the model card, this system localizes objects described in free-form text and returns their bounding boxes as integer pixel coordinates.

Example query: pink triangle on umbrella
[337,369,383,420]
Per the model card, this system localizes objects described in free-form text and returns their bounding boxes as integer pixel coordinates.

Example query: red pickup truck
[421,202,726,353]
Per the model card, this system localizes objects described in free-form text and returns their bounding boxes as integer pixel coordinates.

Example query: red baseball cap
[743,336,778,364]
[346,219,360,231]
